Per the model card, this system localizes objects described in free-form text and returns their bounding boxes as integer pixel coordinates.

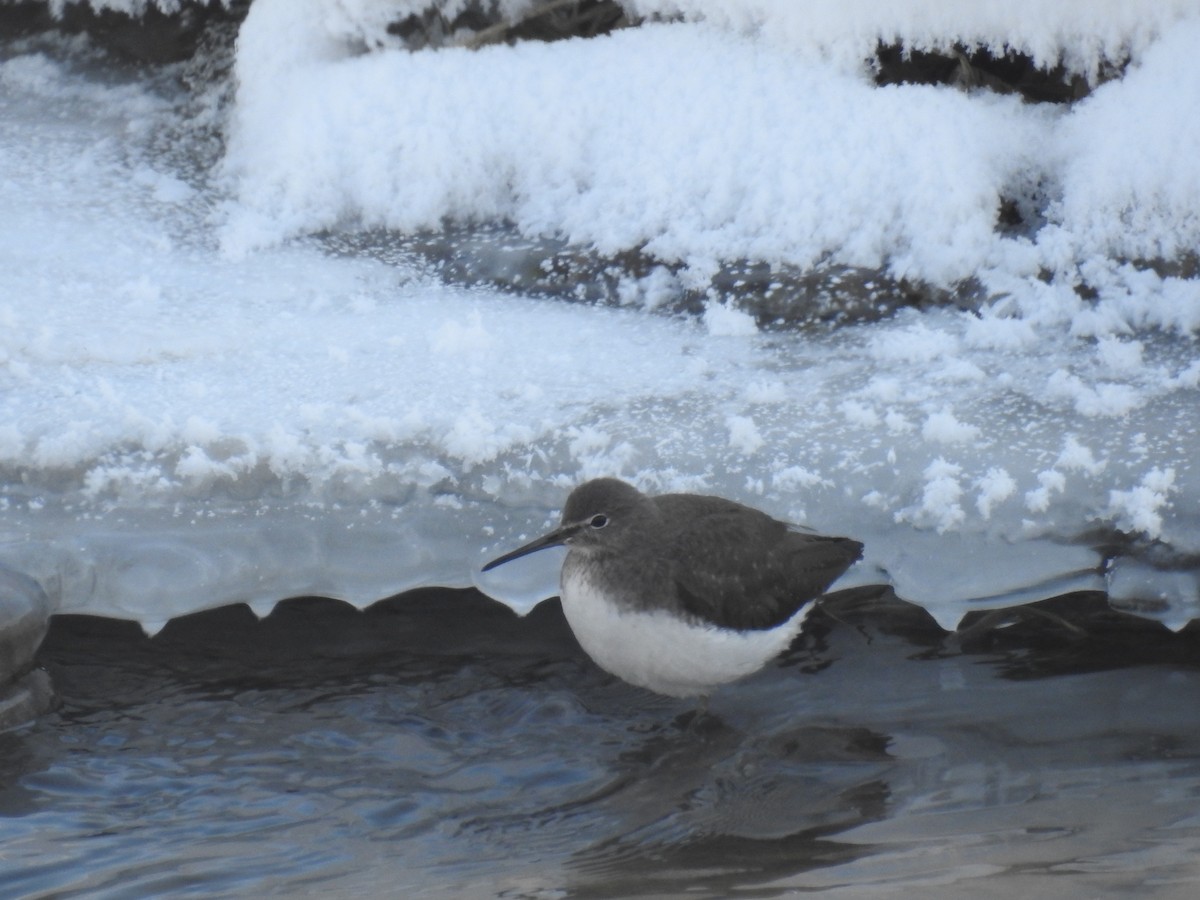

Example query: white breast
[560,567,812,698]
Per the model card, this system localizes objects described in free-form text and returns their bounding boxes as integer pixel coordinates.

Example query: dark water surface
[2,589,1199,898]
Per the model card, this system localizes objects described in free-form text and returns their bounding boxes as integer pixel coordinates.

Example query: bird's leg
[816,597,873,645]
[673,694,730,739]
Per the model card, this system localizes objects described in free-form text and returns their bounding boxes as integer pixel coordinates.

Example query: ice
[1108,558,1200,633]
[3,5,1200,682]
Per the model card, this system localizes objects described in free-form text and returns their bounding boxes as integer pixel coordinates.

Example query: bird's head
[482,478,649,571]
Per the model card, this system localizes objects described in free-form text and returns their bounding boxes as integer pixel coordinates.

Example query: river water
[2,590,1198,898]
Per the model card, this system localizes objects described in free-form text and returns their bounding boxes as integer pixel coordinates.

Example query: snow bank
[222,0,1200,326]
[1055,20,1200,265]
[224,0,1040,288]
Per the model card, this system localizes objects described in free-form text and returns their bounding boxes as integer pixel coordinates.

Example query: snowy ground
[2,2,1199,667]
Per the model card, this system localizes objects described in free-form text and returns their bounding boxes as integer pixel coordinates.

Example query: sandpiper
[483,477,863,697]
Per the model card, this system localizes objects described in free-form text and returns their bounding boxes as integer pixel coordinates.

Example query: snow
[974,467,1016,521]
[1107,467,1177,538]
[222,4,1043,289]
[2,3,1200,660]
[921,410,980,446]
[725,415,764,456]
[1057,19,1200,263]
[621,0,1198,78]
[703,301,759,337]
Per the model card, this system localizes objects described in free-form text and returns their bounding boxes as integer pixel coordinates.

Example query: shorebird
[483,478,862,697]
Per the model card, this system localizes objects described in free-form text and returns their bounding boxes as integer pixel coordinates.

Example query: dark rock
[1,0,248,64]
[0,1,56,38]
[320,224,983,330]
[0,668,55,733]
[388,0,632,51]
[874,40,1125,104]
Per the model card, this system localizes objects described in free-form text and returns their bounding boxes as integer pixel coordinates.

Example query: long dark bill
[481,523,580,572]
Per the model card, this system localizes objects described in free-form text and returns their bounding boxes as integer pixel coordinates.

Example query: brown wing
[656,494,862,631]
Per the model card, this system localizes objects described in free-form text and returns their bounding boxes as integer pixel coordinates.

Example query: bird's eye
[589,514,608,529]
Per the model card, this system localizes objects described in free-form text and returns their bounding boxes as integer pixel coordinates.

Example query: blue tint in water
[2,589,1200,898]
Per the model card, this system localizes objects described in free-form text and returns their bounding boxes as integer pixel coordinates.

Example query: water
[3,589,1199,898]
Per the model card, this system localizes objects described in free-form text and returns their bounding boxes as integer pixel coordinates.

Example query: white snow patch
[1046,370,1143,417]
[898,458,966,534]
[963,313,1038,350]
[975,467,1016,520]
[1025,470,1067,514]
[726,415,764,455]
[1107,468,1177,539]
[704,301,759,336]
[922,410,981,445]
[1056,435,1106,476]
[617,266,680,310]
[869,323,961,364]
[839,400,880,428]
[772,465,830,492]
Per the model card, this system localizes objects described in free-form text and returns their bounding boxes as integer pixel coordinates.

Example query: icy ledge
[1,454,1195,621]
[0,565,53,730]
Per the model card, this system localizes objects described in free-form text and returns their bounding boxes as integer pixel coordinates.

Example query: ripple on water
[1,589,1200,898]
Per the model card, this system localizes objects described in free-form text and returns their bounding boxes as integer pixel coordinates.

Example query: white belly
[560,568,812,698]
